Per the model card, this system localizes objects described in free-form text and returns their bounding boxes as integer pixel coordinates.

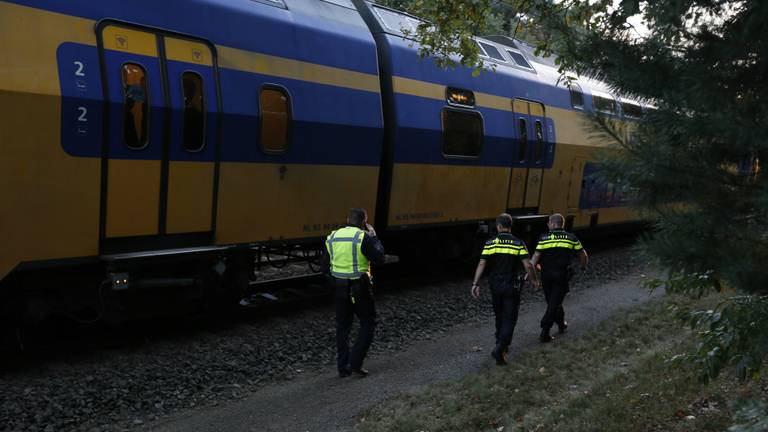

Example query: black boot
[539,329,554,343]
[557,321,568,334]
[491,346,507,366]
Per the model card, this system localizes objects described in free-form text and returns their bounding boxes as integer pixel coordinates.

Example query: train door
[507,100,530,209]
[163,37,218,235]
[507,99,547,210]
[99,24,165,240]
[98,23,219,250]
[566,157,586,222]
[524,102,547,208]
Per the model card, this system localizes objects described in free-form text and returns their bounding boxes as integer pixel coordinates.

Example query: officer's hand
[365,223,377,237]
[471,284,480,299]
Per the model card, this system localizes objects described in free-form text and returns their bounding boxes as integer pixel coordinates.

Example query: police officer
[471,213,537,366]
[322,208,385,378]
[530,213,588,343]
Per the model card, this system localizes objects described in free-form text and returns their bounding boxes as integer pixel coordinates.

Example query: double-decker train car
[0,0,643,325]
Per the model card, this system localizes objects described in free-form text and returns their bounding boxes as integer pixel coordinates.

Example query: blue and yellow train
[0,0,643,323]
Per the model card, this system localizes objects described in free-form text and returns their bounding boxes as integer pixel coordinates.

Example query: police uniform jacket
[535,229,583,277]
[481,232,529,285]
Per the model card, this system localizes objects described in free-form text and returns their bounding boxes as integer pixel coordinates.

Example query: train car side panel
[0,2,101,280]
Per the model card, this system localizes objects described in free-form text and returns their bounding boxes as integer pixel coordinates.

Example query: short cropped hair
[348,208,367,226]
[549,213,565,228]
[496,213,513,229]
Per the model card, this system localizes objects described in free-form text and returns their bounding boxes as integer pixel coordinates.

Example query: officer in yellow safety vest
[322,208,385,378]
[531,213,589,343]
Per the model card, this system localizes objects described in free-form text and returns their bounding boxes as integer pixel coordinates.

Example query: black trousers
[334,277,377,370]
[540,272,569,332]
[490,280,521,353]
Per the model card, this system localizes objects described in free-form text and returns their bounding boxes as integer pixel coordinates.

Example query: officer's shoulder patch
[539,233,551,241]
[484,235,498,246]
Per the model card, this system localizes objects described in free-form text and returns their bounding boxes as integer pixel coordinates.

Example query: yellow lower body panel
[215,163,379,244]
[166,161,214,234]
[0,91,100,280]
[387,163,509,227]
[105,160,161,238]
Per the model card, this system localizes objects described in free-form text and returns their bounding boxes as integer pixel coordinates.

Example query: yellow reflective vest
[326,226,370,279]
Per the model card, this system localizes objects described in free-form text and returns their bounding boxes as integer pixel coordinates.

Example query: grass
[350,295,764,432]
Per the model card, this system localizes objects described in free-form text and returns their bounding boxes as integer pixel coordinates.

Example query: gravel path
[0,247,645,432]
[149,254,661,432]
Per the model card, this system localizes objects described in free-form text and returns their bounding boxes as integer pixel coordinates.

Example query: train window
[249,0,287,9]
[259,87,291,153]
[506,49,532,69]
[478,42,505,62]
[517,118,527,162]
[593,94,617,114]
[121,63,149,150]
[181,72,205,152]
[621,101,643,118]
[374,6,421,34]
[569,83,584,109]
[442,109,483,158]
[534,120,544,163]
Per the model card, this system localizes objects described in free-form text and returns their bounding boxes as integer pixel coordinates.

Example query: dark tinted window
[534,120,544,162]
[249,0,286,8]
[260,87,290,153]
[593,95,616,114]
[442,109,483,157]
[569,83,584,109]
[478,42,505,61]
[621,102,643,118]
[181,72,205,152]
[517,118,527,162]
[121,63,149,150]
[506,50,532,69]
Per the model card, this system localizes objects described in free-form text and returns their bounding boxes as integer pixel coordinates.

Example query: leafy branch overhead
[377,0,768,415]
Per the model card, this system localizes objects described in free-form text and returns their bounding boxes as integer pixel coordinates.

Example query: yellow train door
[99,24,164,240]
[507,99,548,211]
[98,23,219,251]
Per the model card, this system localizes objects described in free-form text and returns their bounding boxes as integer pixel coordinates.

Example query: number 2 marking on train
[77,107,88,122]
[74,61,85,77]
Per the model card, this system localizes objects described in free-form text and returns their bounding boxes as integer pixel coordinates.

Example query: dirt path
[148,269,662,432]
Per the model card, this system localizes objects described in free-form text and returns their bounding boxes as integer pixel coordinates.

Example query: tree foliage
[375,0,768,422]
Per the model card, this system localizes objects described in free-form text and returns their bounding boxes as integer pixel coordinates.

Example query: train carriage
[0,0,642,325]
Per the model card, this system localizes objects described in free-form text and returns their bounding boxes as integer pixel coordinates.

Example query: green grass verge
[351,295,760,432]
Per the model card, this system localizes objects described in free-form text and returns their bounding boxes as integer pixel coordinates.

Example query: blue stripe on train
[57,42,384,165]
[391,94,556,168]
[7,0,379,75]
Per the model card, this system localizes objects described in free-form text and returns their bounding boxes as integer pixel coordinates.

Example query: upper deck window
[249,0,286,8]
[121,63,149,150]
[442,109,483,158]
[621,101,643,118]
[506,49,532,69]
[478,42,505,62]
[569,83,584,109]
[319,0,355,9]
[373,6,421,34]
[593,93,617,115]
